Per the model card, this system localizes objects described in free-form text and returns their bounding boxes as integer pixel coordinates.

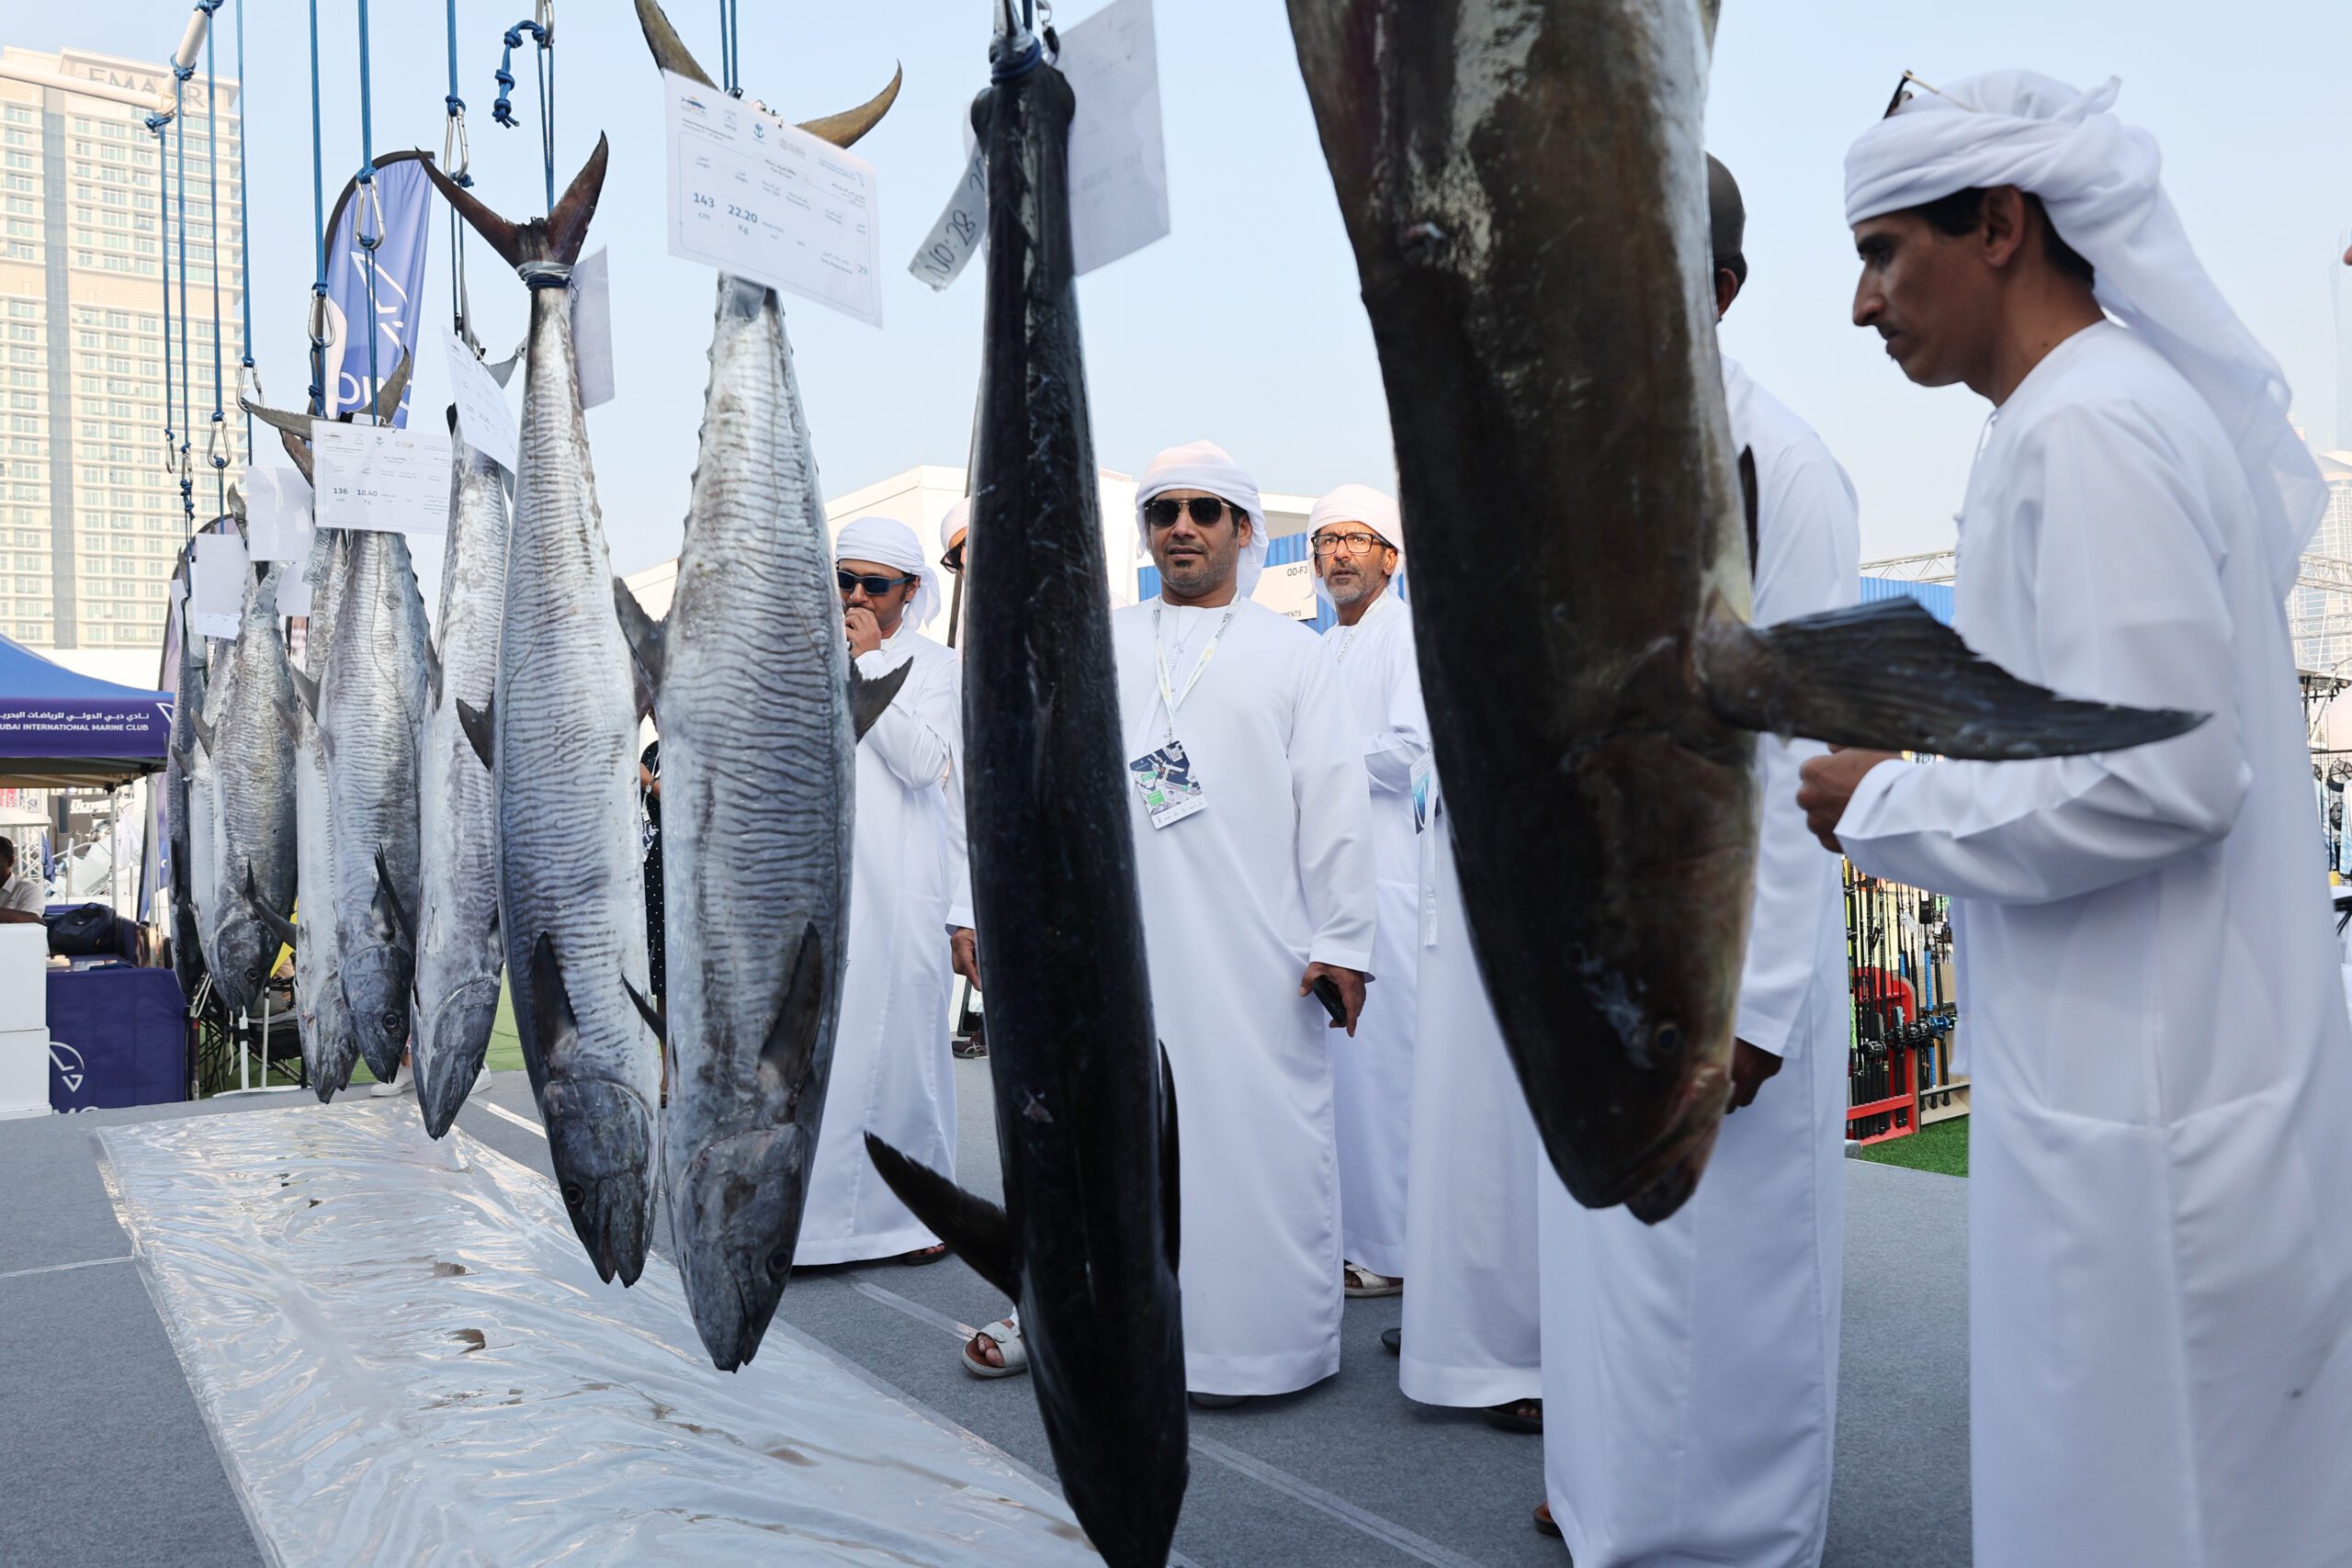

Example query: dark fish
[865,9,1186,1563]
[1284,0,2203,1220]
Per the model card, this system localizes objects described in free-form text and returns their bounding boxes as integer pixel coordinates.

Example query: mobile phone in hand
[1311,974,1346,1023]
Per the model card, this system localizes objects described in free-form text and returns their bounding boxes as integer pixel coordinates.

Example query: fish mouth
[1591,1058,1735,1224]
[673,1124,810,1370]
[543,1077,655,1285]
[415,976,503,1137]
[340,943,414,1081]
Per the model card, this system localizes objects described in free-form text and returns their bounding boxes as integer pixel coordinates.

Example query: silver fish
[413,423,513,1137]
[289,527,359,1100]
[165,574,209,1008]
[625,0,906,1371]
[195,558,300,1019]
[426,141,661,1285]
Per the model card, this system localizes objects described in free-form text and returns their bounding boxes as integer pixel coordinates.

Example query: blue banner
[322,152,435,425]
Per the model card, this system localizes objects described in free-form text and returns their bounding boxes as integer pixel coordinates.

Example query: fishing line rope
[356,0,382,418]
[718,0,740,96]
[445,0,479,352]
[492,3,556,213]
[233,0,254,460]
[307,0,328,415]
[145,110,175,491]
[200,0,227,516]
[172,52,194,525]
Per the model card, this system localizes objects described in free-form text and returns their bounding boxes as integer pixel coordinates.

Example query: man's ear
[1713,266,1741,320]
[1979,185,2031,271]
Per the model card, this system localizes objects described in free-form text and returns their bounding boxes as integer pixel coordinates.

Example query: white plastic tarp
[97,1104,1099,1567]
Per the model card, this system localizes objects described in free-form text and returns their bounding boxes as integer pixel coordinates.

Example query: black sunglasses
[940,542,965,575]
[838,568,917,596]
[1883,70,1967,120]
[1144,495,1245,530]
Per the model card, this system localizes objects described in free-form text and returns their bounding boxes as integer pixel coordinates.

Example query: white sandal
[961,1315,1029,1379]
[1343,1261,1403,1298]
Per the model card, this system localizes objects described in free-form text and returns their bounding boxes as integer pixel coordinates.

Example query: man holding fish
[1798,72,2352,1567]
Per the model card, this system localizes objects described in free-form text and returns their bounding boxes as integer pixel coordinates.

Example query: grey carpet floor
[0,1064,1972,1567]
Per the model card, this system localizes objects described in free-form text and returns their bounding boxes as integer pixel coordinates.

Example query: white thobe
[1113,595,1378,1395]
[797,626,968,1267]
[1837,322,2352,1568]
[1320,589,1426,1277]
[1543,355,1858,1566]
[1397,763,1542,1408]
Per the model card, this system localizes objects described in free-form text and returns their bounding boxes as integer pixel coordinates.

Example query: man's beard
[1325,570,1381,606]
[1159,553,1231,597]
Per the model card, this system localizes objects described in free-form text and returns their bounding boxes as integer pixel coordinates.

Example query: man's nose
[1852,276,1880,328]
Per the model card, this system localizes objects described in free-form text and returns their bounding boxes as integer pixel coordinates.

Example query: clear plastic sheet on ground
[96,1102,1099,1566]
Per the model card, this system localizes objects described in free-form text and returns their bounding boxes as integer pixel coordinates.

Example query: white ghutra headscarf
[836,515,941,635]
[1306,483,1408,607]
[1135,441,1271,597]
[1846,70,2324,595]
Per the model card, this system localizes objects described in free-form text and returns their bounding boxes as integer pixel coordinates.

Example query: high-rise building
[0,45,243,654]
[2336,234,2352,453]
[2290,449,2352,675]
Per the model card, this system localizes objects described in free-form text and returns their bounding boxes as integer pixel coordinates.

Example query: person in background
[639,740,664,1004]
[0,839,43,923]
[1799,73,2352,1566]
[936,498,988,1061]
[1537,152,1858,1562]
[1309,484,1425,1302]
[797,516,975,1269]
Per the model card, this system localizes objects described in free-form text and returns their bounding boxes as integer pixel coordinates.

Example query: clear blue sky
[11,0,2349,578]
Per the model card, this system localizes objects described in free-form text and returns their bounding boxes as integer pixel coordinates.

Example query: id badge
[1412,755,1442,949]
[1129,739,1207,829]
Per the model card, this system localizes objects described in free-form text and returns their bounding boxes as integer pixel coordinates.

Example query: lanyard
[1152,604,1236,730]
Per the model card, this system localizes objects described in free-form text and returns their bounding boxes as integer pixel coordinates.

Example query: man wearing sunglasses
[1302,485,1421,1310]
[1537,153,1860,1563]
[796,515,978,1271]
[1102,438,1374,1408]
[1797,73,2352,1567]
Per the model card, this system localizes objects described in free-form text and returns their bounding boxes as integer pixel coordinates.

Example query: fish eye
[765,1249,791,1280]
[244,964,263,982]
[381,1011,401,1033]
[1655,1023,1682,1054]
[562,1182,585,1208]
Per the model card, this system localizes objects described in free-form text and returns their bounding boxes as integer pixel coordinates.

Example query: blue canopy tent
[0,635,174,790]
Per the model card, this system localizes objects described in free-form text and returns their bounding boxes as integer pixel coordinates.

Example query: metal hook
[443,103,472,186]
[355,175,386,252]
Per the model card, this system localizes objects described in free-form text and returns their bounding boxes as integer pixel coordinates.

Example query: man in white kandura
[797,515,979,1269]
[0,839,42,922]
[1311,484,1425,1301]
[1114,439,1377,1405]
[1797,73,2352,1568]
[1535,153,1858,1562]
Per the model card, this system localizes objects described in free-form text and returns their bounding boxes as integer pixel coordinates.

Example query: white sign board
[663,70,884,327]
[572,248,616,411]
[311,421,452,536]
[243,466,314,564]
[1062,0,1170,275]
[190,533,249,639]
[1251,555,1318,624]
[443,327,520,472]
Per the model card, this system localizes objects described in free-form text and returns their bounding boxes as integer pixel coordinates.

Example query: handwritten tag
[443,326,520,471]
[311,421,452,536]
[243,467,315,563]
[1063,0,1170,275]
[909,141,987,291]
[571,248,616,410]
[190,533,249,639]
[662,70,884,327]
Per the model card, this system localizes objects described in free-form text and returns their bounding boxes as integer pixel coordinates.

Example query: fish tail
[631,0,900,150]
[419,136,609,273]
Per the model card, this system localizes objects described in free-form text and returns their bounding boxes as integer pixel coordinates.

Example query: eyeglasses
[1311,529,1392,558]
[1144,495,1243,530]
[838,569,917,596]
[939,541,965,576]
[1883,70,1970,120]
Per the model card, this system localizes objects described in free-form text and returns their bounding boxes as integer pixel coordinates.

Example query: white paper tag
[1127,738,1205,829]
[908,141,988,292]
[571,248,616,411]
[243,467,315,563]
[276,551,314,619]
[662,71,884,327]
[443,326,521,471]
[311,421,453,536]
[190,533,249,639]
[1062,0,1170,276]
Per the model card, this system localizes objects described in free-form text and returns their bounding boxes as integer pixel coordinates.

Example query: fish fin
[612,576,664,711]
[544,136,612,271]
[425,639,444,708]
[759,920,826,1084]
[848,660,912,741]
[1159,1042,1182,1278]
[630,0,718,88]
[288,661,320,719]
[863,1134,1022,1303]
[456,697,494,769]
[527,932,581,1066]
[1697,598,2207,760]
[241,396,312,440]
[419,158,527,271]
[1738,446,1759,582]
[621,973,667,1043]
[363,349,414,424]
[189,708,217,755]
[373,849,417,949]
[277,426,316,485]
[798,66,903,151]
[254,892,299,950]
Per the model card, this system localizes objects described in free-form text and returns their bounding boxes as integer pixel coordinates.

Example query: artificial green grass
[1855,1113,1969,1177]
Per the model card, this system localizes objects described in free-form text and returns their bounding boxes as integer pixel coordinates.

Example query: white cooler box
[0,1026,48,1118]
[0,922,45,1032]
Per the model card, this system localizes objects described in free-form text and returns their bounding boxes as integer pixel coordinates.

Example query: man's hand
[1726,1038,1782,1114]
[1299,962,1367,1037]
[950,928,982,992]
[844,605,885,659]
[1795,746,1900,853]
[0,908,40,925]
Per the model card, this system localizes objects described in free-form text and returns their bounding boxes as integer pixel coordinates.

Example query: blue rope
[234,0,253,464]
[718,0,740,96]
[200,1,227,513]
[356,0,381,419]
[447,0,474,345]
[173,62,193,525]
[492,17,554,212]
[307,0,327,415]
[146,112,175,486]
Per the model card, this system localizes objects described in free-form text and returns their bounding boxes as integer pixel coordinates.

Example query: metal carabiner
[443,104,472,187]
[355,175,386,253]
[206,413,226,470]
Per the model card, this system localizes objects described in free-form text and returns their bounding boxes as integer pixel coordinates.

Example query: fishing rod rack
[1841,862,1963,1147]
